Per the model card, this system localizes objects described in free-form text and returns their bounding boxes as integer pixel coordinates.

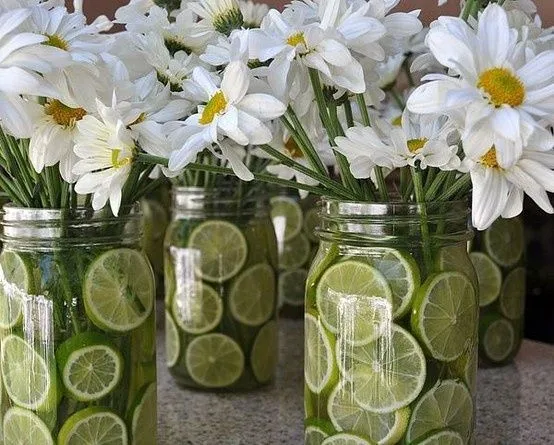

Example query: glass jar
[304,199,478,445]
[164,187,279,391]
[270,191,319,318]
[0,205,157,445]
[471,217,526,367]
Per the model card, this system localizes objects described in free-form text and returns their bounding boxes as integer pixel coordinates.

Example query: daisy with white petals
[407,4,554,169]
[168,61,286,177]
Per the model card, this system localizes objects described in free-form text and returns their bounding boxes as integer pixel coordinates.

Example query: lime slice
[84,248,155,332]
[1,335,56,411]
[0,251,31,329]
[305,418,334,445]
[436,244,476,282]
[366,248,420,319]
[280,268,308,307]
[250,320,278,383]
[185,333,244,388]
[480,315,515,363]
[3,407,54,445]
[316,260,393,345]
[270,196,303,242]
[229,263,275,327]
[171,282,223,334]
[322,433,373,445]
[499,267,526,320]
[165,311,180,367]
[411,272,477,362]
[280,233,311,270]
[469,252,502,307]
[305,313,336,393]
[58,407,128,445]
[129,382,157,445]
[328,381,410,444]
[188,220,248,283]
[483,217,524,267]
[56,332,123,402]
[303,207,320,243]
[449,346,477,393]
[337,324,426,413]
[406,379,473,443]
[415,429,464,444]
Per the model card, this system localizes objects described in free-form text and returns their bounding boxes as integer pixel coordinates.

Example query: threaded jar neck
[317,199,472,248]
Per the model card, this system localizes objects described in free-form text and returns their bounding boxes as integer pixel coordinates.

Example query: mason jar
[0,204,156,445]
[470,217,526,367]
[165,187,279,391]
[304,199,478,445]
[270,191,319,318]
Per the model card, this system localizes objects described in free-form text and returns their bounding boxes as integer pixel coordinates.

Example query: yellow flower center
[392,116,402,127]
[199,91,227,125]
[479,146,500,169]
[111,149,133,169]
[285,138,303,158]
[45,100,86,128]
[407,138,428,153]
[287,32,306,47]
[477,68,525,108]
[44,34,68,50]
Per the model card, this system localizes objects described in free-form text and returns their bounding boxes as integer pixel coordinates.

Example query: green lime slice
[3,407,53,445]
[58,407,128,445]
[129,382,156,445]
[188,220,248,283]
[406,379,473,443]
[280,233,311,270]
[366,248,421,319]
[337,324,426,413]
[305,418,334,445]
[415,429,464,444]
[84,248,155,332]
[499,267,526,320]
[328,381,410,444]
[316,260,393,345]
[449,347,477,393]
[1,335,56,411]
[171,282,223,334]
[303,207,320,243]
[185,333,244,388]
[270,196,303,242]
[280,268,308,307]
[480,315,516,363]
[305,313,336,393]
[483,217,524,267]
[411,272,477,362]
[322,433,373,445]
[469,252,502,307]
[165,311,180,367]
[229,263,275,327]
[250,320,278,383]
[436,244,475,282]
[0,251,31,329]
[56,332,123,402]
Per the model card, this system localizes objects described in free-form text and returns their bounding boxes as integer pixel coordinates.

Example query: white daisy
[189,0,244,36]
[73,99,137,216]
[239,0,268,28]
[406,4,554,169]
[167,61,286,174]
[463,143,554,230]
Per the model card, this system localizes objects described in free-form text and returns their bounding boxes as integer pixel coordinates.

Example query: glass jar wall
[304,199,478,445]
[0,205,157,444]
[164,187,279,391]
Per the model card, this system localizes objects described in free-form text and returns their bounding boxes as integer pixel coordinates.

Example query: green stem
[411,166,434,276]
[435,174,472,202]
[461,0,476,20]
[424,170,451,201]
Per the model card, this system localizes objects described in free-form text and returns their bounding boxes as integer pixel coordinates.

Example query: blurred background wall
[75,0,553,24]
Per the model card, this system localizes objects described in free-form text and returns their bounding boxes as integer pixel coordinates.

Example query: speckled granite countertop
[157,318,554,445]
